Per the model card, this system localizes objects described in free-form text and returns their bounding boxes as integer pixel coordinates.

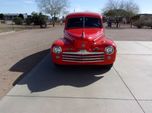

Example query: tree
[38,13,48,28]
[31,12,48,28]
[25,16,33,25]
[0,13,4,20]
[32,12,40,25]
[36,0,69,27]
[18,14,24,20]
[24,13,48,28]
[104,9,129,17]
[13,17,23,25]
[103,0,139,20]
[124,1,139,17]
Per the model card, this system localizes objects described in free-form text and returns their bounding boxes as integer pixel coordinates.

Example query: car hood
[64,28,105,50]
[64,28,104,42]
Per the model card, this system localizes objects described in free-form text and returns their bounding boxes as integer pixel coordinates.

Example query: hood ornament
[81,32,86,49]
[82,32,85,39]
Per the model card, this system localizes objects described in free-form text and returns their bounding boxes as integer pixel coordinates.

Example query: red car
[51,12,117,67]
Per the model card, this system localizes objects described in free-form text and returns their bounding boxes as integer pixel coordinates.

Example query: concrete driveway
[0,41,152,113]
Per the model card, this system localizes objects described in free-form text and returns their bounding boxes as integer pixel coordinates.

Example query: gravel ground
[0,26,152,99]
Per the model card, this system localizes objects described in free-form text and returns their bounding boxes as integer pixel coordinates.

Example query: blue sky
[0,0,152,14]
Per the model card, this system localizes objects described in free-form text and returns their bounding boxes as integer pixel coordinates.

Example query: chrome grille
[62,50,104,63]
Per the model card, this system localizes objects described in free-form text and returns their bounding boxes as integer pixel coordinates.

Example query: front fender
[52,38,65,47]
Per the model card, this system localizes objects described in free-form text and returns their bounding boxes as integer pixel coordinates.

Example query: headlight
[53,46,62,54]
[105,46,114,55]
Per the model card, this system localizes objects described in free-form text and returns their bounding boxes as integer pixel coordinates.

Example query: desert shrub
[133,20,144,28]
[31,13,48,28]
[0,13,4,20]
[132,14,152,28]
[1,20,5,24]
[143,17,152,28]
[13,17,23,25]
[131,15,140,22]
[18,14,24,20]
[32,13,40,25]
[144,20,152,28]
[25,16,33,25]
[39,13,48,28]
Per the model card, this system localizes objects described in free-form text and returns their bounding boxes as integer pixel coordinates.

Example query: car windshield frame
[66,17,102,29]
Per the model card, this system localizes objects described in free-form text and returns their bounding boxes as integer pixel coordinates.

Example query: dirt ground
[0,23,55,33]
[0,26,152,99]
[0,26,63,98]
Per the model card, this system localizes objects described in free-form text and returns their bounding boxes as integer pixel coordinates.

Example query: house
[4,13,28,20]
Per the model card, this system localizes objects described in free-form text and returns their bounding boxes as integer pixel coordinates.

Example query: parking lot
[0,27,152,113]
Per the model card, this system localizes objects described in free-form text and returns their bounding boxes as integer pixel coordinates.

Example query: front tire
[53,63,64,69]
[105,64,113,69]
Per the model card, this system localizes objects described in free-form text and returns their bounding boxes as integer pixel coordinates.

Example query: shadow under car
[10,49,111,92]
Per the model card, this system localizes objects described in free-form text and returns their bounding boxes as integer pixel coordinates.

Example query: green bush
[144,20,152,28]
[0,13,4,20]
[31,13,48,28]
[39,13,48,28]
[18,14,24,20]
[13,17,23,25]
[132,15,152,28]
[25,17,33,25]
[133,20,144,28]
[32,13,40,25]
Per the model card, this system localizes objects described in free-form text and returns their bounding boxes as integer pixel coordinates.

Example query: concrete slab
[1,41,152,113]
[7,55,133,100]
[0,96,143,113]
[115,41,152,55]
[139,101,152,113]
[114,54,152,100]
[136,41,152,49]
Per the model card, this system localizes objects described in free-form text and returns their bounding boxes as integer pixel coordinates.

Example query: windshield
[67,17,102,28]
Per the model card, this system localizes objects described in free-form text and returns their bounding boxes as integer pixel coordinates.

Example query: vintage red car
[51,12,117,67]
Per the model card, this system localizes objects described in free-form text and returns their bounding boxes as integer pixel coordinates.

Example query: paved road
[0,41,152,113]
[0,27,152,113]
[1,26,151,98]
[106,28,152,41]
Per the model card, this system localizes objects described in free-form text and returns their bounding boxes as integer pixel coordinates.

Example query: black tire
[54,63,64,69]
[105,64,113,69]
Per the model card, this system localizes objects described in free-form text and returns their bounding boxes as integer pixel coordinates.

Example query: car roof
[66,12,102,19]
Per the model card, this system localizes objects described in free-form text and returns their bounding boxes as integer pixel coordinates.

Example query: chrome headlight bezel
[53,46,62,54]
[105,46,114,55]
